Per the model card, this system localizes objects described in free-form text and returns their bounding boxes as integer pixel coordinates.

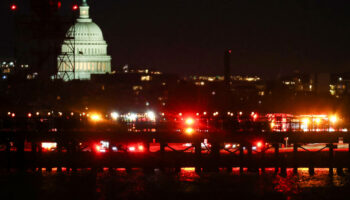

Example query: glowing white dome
[67,22,104,42]
[57,0,111,81]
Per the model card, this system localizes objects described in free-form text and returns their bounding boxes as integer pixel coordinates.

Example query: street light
[185,127,194,135]
[90,113,102,122]
[111,112,119,120]
[185,117,194,125]
[146,111,156,121]
[330,115,337,124]
[184,117,196,135]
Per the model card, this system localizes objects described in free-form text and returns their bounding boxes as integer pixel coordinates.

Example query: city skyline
[1,0,350,78]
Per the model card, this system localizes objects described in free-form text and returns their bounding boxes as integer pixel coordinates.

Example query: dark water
[1,168,350,200]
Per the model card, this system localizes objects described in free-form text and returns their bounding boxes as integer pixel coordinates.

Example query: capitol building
[57,0,111,81]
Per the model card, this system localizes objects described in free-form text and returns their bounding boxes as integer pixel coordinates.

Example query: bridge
[1,129,350,175]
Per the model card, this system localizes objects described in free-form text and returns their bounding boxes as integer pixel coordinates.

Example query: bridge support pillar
[143,142,154,174]
[108,142,115,173]
[15,136,25,172]
[336,167,343,175]
[174,166,181,173]
[247,144,258,173]
[72,140,78,173]
[47,167,52,172]
[210,141,220,172]
[293,143,298,174]
[260,148,265,173]
[126,167,132,173]
[57,140,62,173]
[239,146,244,174]
[274,143,279,174]
[307,149,315,176]
[31,141,37,172]
[309,165,315,176]
[348,143,350,173]
[226,166,232,173]
[160,142,166,172]
[37,145,42,174]
[194,141,202,173]
[280,157,287,176]
[6,140,11,171]
[329,144,334,175]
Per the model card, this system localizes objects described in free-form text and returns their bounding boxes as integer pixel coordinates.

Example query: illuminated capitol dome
[57,0,111,81]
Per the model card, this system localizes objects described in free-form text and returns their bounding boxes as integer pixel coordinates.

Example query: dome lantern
[82,0,88,6]
[78,0,91,22]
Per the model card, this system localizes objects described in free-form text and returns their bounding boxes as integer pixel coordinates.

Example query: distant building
[0,58,32,80]
[92,65,166,83]
[57,0,111,81]
[280,71,350,97]
[185,75,260,85]
[281,72,314,93]
[91,65,178,109]
[0,60,16,74]
[183,75,264,96]
[329,73,350,98]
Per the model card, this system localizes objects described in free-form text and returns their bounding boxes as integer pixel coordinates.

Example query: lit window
[141,75,151,81]
[133,86,143,91]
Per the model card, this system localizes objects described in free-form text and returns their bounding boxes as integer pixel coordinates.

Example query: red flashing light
[11,4,17,11]
[72,4,78,10]
[228,50,232,54]
[28,113,32,118]
[57,1,62,8]
[11,113,15,118]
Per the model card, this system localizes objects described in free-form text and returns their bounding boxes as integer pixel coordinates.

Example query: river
[0,168,349,200]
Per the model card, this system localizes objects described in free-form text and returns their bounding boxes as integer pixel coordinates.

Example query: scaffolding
[57,20,76,81]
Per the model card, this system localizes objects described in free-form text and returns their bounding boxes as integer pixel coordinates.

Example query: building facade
[57,0,111,81]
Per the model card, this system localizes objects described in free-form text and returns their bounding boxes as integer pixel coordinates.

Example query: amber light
[185,117,194,125]
[330,115,337,124]
[90,113,102,122]
[138,145,144,151]
[185,127,194,135]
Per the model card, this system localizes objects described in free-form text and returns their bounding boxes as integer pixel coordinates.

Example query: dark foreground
[1,168,350,200]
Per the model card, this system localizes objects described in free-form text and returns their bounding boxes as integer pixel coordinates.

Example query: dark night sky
[1,0,350,78]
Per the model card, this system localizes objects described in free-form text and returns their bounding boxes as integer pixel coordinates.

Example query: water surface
[1,168,349,200]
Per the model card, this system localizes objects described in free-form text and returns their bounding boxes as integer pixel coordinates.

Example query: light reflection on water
[0,168,350,200]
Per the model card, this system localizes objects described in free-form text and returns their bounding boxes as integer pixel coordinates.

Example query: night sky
[1,0,350,78]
